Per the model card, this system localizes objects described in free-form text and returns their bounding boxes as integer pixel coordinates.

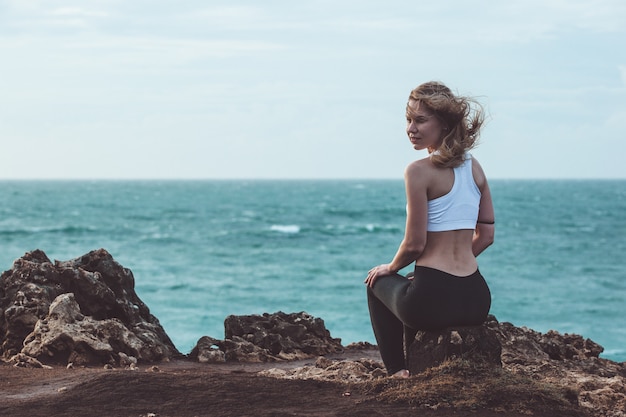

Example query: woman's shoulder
[404,157,445,190]
[469,156,489,189]
[405,156,434,172]
[405,156,448,177]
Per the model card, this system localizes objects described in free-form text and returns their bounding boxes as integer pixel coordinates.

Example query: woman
[364,81,495,378]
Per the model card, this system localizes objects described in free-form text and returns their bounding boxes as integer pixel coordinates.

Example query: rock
[225,311,343,357]
[118,351,138,368]
[406,315,607,375]
[21,292,158,366]
[189,336,227,363]
[407,321,502,374]
[7,352,51,369]
[219,336,280,362]
[190,311,343,363]
[486,317,626,417]
[345,341,377,350]
[259,356,386,382]
[261,315,625,417]
[0,249,180,365]
[189,333,279,364]
[486,317,605,365]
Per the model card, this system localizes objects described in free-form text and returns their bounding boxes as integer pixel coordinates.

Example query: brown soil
[0,351,589,417]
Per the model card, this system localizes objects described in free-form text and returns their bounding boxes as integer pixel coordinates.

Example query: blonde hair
[408,81,485,168]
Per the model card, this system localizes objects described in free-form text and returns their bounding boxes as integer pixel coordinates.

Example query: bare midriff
[414,229,478,277]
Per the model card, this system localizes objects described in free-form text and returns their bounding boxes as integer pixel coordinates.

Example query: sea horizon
[1,179,624,361]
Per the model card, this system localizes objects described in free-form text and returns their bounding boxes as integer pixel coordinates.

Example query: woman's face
[405,99,445,151]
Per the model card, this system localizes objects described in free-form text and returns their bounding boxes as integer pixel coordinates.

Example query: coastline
[1,249,624,417]
[0,349,589,417]
[1,180,625,363]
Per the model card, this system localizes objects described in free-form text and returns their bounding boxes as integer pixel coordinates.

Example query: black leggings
[367,266,491,374]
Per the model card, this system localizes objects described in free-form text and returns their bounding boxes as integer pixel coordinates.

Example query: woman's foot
[390,369,410,379]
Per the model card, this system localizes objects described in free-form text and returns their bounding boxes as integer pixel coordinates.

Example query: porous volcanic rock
[261,316,625,417]
[486,316,626,417]
[0,249,180,365]
[19,293,163,366]
[407,321,502,374]
[190,311,343,362]
[259,355,386,382]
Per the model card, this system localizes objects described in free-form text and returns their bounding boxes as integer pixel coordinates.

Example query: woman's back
[411,155,490,276]
[416,229,477,276]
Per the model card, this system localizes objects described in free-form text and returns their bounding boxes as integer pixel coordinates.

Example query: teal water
[1,180,624,361]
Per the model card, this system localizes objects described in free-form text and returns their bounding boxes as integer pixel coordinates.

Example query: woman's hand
[364,264,394,287]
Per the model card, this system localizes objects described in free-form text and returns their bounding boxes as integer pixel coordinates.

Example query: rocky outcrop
[1,249,624,416]
[487,317,626,417]
[263,316,625,417]
[407,322,502,374]
[19,293,165,366]
[0,249,180,366]
[486,316,604,363]
[259,355,386,382]
[190,311,343,363]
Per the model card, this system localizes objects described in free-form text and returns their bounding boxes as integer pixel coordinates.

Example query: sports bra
[427,155,481,232]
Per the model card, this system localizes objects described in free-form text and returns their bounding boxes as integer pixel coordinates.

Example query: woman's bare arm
[365,163,428,286]
[472,159,495,256]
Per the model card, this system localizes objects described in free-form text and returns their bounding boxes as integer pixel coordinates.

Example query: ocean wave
[270,225,301,234]
[363,224,403,233]
[309,223,402,236]
[0,225,98,236]
[138,233,185,244]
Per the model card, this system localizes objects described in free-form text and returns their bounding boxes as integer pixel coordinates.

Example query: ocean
[0,180,624,362]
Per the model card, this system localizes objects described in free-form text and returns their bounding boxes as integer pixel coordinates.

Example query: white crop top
[427,155,481,232]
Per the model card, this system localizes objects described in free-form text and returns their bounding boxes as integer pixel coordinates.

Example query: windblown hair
[408,81,485,168]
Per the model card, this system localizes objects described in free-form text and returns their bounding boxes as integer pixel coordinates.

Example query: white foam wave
[270,224,301,234]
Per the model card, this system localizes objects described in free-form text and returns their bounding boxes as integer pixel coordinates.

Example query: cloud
[483,1,626,33]
[2,1,109,31]
[62,36,287,58]
[49,7,109,18]
[322,0,626,44]
[180,5,276,29]
[1,0,625,179]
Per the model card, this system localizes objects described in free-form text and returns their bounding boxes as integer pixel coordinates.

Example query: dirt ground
[0,351,588,417]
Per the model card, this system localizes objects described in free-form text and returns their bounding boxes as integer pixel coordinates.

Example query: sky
[1,0,625,180]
